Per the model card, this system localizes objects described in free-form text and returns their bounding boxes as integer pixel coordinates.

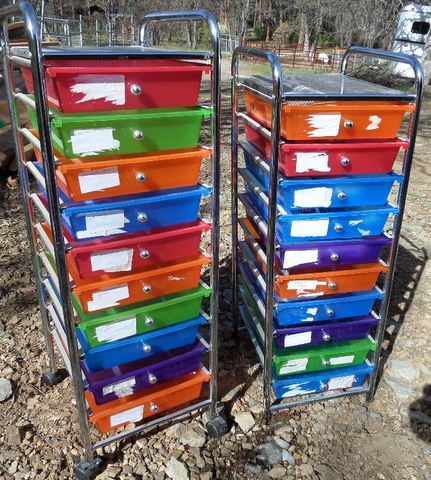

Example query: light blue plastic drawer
[243,150,401,209]
[273,362,373,399]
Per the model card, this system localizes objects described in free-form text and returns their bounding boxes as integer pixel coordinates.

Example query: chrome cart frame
[1,3,225,478]
[231,45,423,418]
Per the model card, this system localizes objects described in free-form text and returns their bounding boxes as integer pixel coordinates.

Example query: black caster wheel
[206,415,229,438]
[75,457,104,480]
[41,370,65,387]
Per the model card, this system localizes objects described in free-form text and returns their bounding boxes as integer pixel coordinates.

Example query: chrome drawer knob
[326,308,334,317]
[344,120,353,128]
[150,404,159,413]
[337,191,347,200]
[330,253,339,262]
[131,84,142,95]
[328,282,337,290]
[136,172,147,183]
[145,316,154,326]
[148,373,157,384]
[143,343,152,353]
[322,383,329,391]
[140,249,150,259]
[143,285,152,294]
[334,224,343,233]
[340,157,350,166]
[322,332,331,342]
[137,213,148,223]
[322,359,331,367]
[134,130,144,140]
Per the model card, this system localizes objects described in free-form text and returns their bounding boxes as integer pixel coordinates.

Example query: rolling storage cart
[231,45,423,417]
[1,3,226,478]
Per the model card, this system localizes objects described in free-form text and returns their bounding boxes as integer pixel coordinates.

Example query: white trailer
[392,3,431,82]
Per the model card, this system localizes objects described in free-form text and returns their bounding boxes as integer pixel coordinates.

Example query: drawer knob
[131,84,142,95]
[140,249,150,259]
[143,343,152,353]
[337,191,347,200]
[322,383,329,391]
[326,308,334,316]
[145,316,154,326]
[330,253,339,262]
[344,120,353,128]
[340,157,350,167]
[136,172,147,183]
[143,285,152,294]
[137,213,148,223]
[328,282,337,290]
[334,224,343,233]
[150,404,159,413]
[322,332,331,342]
[322,359,331,367]
[134,130,144,140]
[148,373,157,384]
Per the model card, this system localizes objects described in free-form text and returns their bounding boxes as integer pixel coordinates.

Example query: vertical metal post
[231,46,282,419]
[140,10,221,419]
[79,14,83,46]
[341,46,424,401]
[66,21,71,46]
[0,1,94,461]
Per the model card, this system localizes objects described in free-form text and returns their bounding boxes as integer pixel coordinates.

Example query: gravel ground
[0,75,430,479]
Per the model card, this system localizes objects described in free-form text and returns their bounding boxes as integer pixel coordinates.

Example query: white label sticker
[282,382,316,398]
[327,375,356,391]
[283,249,318,269]
[291,219,329,238]
[307,114,341,138]
[70,128,121,157]
[95,317,137,342]
[87,284,130,312]
[90,248,134,273]
[71,74,126,105]
[296,152,330,173]
[294,187,333,208]
[329,355,355,366]
[110,405,143,427]
[279,358,308,375]
[306,307,318,315]
[287,280,326,291]
[284,331,312,348]
[78,167,120,194]
[366,115,382,130]
[77,210,128,239]
[103,377,136,397]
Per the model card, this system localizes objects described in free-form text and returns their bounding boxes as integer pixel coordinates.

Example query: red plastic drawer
[244,124,408,177]
[42,220,210,279]
[21,59,211,112]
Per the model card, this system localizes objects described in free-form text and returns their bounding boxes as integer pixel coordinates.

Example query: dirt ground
[0,74,430,480]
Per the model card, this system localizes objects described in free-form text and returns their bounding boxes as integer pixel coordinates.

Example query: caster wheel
[206,415,229,438]
[75,457,104,480]
[41,370,64,387]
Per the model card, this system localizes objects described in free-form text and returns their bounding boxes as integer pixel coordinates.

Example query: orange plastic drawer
[72,254,210,314]
[86,369,210,433]
[244,91,414,141]
[33,132,210,201]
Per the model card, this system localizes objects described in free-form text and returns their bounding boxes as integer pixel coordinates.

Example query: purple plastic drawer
[275,235,391,271]
[274,315,379,349]
[82,341,205,405]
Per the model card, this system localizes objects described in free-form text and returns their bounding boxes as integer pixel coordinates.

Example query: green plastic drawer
[26,98,212,158]
[273,337,376,377]
[73,284,211,347]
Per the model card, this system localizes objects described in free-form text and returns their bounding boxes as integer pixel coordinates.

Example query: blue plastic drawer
[39,184,209,241]
[240,260,383,327]
[243,150,401,209]
[77,315,205,372]
[273,362,373,399]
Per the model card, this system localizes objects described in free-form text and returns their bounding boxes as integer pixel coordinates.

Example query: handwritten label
[78,167,120,194]
[110,405,143,427]
[290,219,329,238]
[95,317,136,342]
[283,331,312,348]
[328,375,356,390]
[329,355,355,366]
[294,187,333,208]
[103,377,136,397]
[90,248,133,273]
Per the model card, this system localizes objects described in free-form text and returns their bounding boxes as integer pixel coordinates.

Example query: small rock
[273,437,290,450]
[254,440,284,466]
[268,466,287,479]
[6,426,22,447]
[0,378,12,402]
[8,461,18,475]
[314,464,340,480]
[386,360,418,383]
[165,457,189,480]
[300,463,315,476]
[234,411,255,433]
[245,464,263,474]
[282,449,295,466]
